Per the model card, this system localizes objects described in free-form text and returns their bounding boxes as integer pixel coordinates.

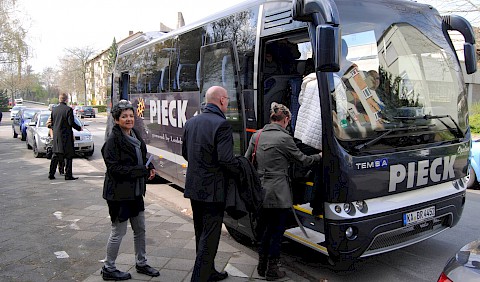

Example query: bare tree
[418,0,480,26]
[64,46,96,105]
[0,0,29,103]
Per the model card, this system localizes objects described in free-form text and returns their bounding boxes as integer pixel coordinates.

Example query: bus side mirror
[464,42,477,74]
[315,25,340,72]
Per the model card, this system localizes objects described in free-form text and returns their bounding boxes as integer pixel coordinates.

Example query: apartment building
[85,31,143,105]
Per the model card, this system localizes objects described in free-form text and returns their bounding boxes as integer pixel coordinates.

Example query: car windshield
[83,106,92,110]
[24,110,38,119]
[74,117,83,127]
[39,115,49,127]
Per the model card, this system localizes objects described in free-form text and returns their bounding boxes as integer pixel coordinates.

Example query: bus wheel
[225,225,255,246]
[327,256,355,271]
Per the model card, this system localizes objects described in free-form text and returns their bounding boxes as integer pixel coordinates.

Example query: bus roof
[118,0,272,56]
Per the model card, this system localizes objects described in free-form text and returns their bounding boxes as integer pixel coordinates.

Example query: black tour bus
[105,0,477,264]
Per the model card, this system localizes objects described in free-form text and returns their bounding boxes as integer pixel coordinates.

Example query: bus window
[160,66,170,92]
[200,40,245,155]
[176,64,199,91]
[120,72,129,100]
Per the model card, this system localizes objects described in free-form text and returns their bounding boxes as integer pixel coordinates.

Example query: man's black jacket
[225,156,264,220]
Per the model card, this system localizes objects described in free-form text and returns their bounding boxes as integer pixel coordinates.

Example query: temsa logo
[149,100,188,128]
[388,155,456,192]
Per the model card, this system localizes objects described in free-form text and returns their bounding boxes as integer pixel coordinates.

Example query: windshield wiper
[393,114,464,138]
[354,124,435,151]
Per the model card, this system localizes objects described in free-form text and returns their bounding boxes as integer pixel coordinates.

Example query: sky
[17,0,480,73]
[18,0,245,73]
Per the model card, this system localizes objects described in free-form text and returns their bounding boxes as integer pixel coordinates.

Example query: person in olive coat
[101,100,159,281]
[245,102,321,280]
[48,93,82,180]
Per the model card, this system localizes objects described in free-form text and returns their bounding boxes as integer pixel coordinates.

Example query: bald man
[182,86,238,282]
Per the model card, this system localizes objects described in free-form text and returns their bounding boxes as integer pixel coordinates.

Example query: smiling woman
[100,99,158,280]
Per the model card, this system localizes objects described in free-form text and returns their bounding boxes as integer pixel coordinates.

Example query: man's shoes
[135,264,160,277]
[48,175,55,180]
[208,270,228,281]
[101,266,131,281]
[65,176,78,180]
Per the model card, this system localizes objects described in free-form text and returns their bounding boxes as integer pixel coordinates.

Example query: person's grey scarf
[125,130,145,197]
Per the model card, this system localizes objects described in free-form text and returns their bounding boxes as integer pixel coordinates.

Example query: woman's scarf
[125,130,145,196]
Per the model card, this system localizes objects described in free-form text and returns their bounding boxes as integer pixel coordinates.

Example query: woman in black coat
[100,100,159,281]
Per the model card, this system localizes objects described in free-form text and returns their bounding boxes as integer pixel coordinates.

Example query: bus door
[199,40,247,155]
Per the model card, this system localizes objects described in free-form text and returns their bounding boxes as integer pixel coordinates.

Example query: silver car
[438,240,480,282]
[26,111,51,157]
[10,105,26,120]
[26,111,94,158]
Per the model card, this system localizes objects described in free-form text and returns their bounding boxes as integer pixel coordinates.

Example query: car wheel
[33,140,42,158]
[466,164,480,189]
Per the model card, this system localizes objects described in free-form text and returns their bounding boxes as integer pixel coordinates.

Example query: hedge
[92,105,107,113]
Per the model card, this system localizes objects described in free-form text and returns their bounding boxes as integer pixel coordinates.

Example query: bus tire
[225,225,255,246]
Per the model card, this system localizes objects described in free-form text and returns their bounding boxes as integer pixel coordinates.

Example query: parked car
[12,108,42,141]
[26,111,94,158]
[76,106,95,118]
[26,111,51,158]
[437,240,480,282]
[9,105,26,120]
[466,139,480,189]
[48,104,58,111]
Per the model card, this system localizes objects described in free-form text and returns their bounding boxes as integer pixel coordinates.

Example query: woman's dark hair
[270,102,291,122]
[111,100,134,121]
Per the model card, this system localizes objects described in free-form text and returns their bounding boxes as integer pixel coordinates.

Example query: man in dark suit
[182,86,238,282]
[48,93,82,180]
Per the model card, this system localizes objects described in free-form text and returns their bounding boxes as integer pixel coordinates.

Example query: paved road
[0,115,308,282]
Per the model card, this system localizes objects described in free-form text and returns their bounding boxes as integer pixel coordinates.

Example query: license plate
[403,206,435,226]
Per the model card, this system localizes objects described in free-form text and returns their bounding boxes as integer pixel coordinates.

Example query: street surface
[1,106,480,281]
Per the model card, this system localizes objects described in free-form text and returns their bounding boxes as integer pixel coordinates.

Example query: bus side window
[177,63,199,91]
[222,55,235,91]
[160,66,170,92]
[196,61,201,90]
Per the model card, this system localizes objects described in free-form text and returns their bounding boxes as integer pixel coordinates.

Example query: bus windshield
[332,2,466,152]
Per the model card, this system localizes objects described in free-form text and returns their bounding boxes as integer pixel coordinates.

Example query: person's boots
[257,253,268,277]
[266,258,286,281]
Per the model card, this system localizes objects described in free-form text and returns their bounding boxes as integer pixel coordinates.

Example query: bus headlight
[335,205,342,213]
[355,201,368,213]
[344,203,352,214]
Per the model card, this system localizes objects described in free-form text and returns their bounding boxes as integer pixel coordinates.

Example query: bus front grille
[361,215,451,257]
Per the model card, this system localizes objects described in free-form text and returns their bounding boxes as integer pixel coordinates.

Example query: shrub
[93,105,106,113]
[470,114,480,134]
[471,102,480,116]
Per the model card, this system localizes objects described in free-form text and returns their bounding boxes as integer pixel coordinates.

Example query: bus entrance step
[284,227,328,254]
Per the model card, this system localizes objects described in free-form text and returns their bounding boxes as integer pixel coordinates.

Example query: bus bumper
[324,190,466,261]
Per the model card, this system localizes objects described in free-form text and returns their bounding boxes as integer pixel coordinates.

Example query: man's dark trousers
[49,153,73,177]
[190,199,225,282]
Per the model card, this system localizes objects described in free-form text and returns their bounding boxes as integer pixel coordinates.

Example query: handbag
[250,129,263,167]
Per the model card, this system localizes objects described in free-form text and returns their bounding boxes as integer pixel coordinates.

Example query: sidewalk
[0,118,305,282]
